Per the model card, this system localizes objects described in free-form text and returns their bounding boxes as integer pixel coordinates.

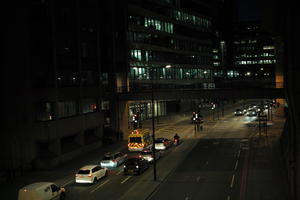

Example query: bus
[128,129,153,151]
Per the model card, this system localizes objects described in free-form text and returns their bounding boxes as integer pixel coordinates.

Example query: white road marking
[90,179,110,193]
[230,174,235,188]
[234,160,239,171]
[196,176,201,182]
[237,150,241,158]
[116,170,123,175]
[121,176,131,184]
[227,195,231,200]
[62,179,73,187]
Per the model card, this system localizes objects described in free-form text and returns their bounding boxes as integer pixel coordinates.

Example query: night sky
[234,0,261,21]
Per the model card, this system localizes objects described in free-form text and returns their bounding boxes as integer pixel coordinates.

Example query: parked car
[100,152,127,168]
[18,182,65,200]
[154,138,173,150]
[123,157,149,175]
[138,149,161,162]
[75,165,107,184]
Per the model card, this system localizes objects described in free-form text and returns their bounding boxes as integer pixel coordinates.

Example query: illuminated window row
[127,31,211,53]
[227,70,240,78]
[129,67,212,80]
[168,9,211,29]
[235,53,274,58]
[235,60,276,65]
[234,40,257,44]
[213,62,220,66]
[144,17,173,33]
[129,49,212,65]
[263,45,275,50]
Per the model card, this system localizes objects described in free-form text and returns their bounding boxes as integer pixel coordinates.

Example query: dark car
[246,109,257,117]
[123,157,149,175]
[234,108,244,116]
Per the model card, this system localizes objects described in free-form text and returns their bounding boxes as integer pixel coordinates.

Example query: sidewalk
[247,105,290,199]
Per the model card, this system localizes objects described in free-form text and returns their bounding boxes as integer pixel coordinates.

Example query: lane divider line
[116,170,123,175]
[121,176,131,184]
[230,174,235,188]
[237,150,241,158]
[90,179,110,193]
[234,160,239,171]
[227,195,231,200]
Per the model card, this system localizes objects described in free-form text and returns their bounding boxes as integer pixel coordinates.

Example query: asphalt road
[4,100,289,200]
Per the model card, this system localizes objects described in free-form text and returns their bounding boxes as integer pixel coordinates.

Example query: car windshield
[102,155,112,160]
[129,137,142,143]
[125,158,139,165]
[141,151,152,155]
[155,139,164,143]
[77,169,90,174]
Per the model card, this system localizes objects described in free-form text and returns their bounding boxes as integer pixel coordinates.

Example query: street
[3,101,288,200]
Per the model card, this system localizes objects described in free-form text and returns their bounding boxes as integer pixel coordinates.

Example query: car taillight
[112,159,116,162]
[88,174,92,177]
[75,174,78,177]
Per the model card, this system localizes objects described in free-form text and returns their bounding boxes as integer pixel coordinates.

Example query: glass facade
[129,101,167,122]
[129,67,212,81]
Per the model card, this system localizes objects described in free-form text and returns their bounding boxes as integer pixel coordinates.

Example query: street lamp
[151,65,157,181]
[151,64,171,181]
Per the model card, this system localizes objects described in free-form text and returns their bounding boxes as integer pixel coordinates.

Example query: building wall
[1,0,123,171]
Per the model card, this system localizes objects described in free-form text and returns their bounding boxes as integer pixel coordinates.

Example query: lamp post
[151,64,171,181]
[151,66,157,181]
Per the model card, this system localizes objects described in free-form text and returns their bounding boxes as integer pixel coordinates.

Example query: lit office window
[263,45,275,50]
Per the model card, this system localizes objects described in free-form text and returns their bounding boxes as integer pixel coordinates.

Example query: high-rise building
[125,0,224,124]
[225,21,277,88]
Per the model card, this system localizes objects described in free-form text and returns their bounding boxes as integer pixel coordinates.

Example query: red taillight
[112,159,116,162]
[88,174,92,177]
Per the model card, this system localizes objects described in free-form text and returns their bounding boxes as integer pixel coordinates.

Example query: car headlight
[136,165,139,168]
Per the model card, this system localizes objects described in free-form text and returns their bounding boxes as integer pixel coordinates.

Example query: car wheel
[93,177,97,184]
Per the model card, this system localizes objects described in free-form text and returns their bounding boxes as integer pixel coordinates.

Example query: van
[18,182,66,200]
[128,129,153,151]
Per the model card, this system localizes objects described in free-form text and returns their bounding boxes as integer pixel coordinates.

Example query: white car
[100,152,127,168]
[18,182,65,200]
[139,149,161,162]
[75,165,108,184]
[154,138,173,150]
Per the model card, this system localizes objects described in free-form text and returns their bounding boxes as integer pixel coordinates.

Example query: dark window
[78,169,90,174]
[129,137,142,143]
